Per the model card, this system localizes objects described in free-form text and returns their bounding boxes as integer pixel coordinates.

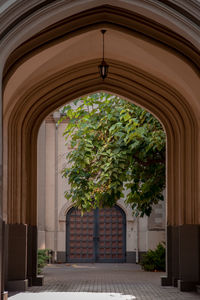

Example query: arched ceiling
[1,2,200,134]
[5,57,199,225]
[3,27,200,122]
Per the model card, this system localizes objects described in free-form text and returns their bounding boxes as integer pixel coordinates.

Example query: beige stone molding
[58,200,132,223]
[3,4,200,87]
[0,1,200,49]
[59,203,74,222]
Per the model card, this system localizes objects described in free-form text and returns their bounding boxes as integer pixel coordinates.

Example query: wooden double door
[66,205,126,262]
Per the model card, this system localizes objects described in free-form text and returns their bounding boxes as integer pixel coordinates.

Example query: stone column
[6,224,28,291]
[2,222,8,300]
[27,225,43,287]
[178,225,200,291]
[37,122,46,249]
[0,215,3,298]
[0,101,8,298]
[161,225,200,291]
[6,224,43,291]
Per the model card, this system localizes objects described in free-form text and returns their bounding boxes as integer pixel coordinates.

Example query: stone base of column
[162,225,200,292]
[196,285,200,294]
[6,280,28,292]
[161,276,178,287]
[6,224,28,292]
[1,291,8,300]
[161,276,172,286]
[32,275,44,286]
[172,277,178,287]
[178,280,198,292]
[27,225,40,287]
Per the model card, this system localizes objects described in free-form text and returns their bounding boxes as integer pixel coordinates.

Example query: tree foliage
[60,93,165,217]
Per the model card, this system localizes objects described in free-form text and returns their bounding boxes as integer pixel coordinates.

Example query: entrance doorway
[66,205,126,263]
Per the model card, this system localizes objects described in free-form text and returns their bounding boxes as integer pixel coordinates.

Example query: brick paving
[9,263,199,299]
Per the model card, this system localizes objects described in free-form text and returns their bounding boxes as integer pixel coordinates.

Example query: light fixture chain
[99,29,109,80]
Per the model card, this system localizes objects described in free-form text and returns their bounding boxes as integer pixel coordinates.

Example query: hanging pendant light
[98,30,109,80]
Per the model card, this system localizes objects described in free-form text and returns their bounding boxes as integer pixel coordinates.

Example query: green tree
[60,93,165,217]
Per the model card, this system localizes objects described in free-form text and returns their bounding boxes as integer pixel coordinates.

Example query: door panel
[66,208,95,262]
[97,206,126,262]
[66,205,126,262]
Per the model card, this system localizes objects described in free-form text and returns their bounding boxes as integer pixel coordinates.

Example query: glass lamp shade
[98,60,109,80]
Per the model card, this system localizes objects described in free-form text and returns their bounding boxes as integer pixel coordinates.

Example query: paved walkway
[9,263,199,299]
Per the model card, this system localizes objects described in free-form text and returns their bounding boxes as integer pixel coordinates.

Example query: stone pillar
[2,222,8,300]
[172,227,180,287]
[178,225,200,291]
[37,122,46,249]
[0,216,3,298]
[27,225,37,286]
[161,225,200,291]
[6,224,28,291]
[161,226,173,286]
[27,225,43,286]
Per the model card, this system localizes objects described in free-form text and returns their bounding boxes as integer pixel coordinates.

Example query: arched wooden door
[66,205,126,263]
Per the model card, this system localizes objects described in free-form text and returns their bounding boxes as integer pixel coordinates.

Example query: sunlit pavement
[8,264,199,299]
[9,292,135,299]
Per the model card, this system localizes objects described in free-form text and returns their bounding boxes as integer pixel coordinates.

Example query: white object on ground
[9,292,136,299]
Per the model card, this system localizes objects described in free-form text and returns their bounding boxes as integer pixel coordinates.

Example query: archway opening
[33,92,167,299]
[37,92,166,269]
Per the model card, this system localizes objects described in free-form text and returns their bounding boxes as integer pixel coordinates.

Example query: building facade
[37,112,165,263]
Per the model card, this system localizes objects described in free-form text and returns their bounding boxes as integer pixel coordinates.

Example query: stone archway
[4,58,198,225]
[1,1,200,296]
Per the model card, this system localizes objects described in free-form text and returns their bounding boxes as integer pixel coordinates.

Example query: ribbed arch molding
[5,59,198,226]
[1,1,200,56]
[3,4,200,85]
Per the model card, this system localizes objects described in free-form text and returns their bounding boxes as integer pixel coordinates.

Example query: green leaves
[140,243,166,271]
[61,93,165,216]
